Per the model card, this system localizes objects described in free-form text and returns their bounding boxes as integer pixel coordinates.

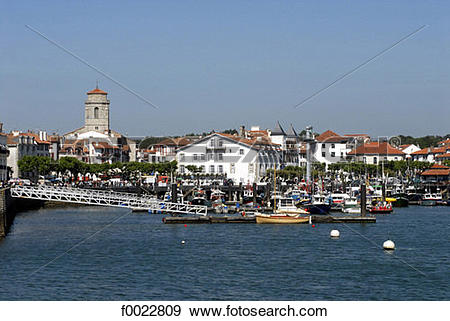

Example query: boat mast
[273,160,277,212]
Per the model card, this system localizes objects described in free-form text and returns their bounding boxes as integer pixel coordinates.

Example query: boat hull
[392,197,409,207]
[419,200,437,206]
[303,204,331,215]
[255,215,309,224]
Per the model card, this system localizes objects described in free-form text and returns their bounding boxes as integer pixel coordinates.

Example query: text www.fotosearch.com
[190,305,327,317]
[121,304,327,318]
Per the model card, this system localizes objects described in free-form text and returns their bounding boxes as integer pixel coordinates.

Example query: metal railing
[10,185,207,215]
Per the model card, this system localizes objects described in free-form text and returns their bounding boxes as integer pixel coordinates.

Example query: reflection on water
[0,206,448,300]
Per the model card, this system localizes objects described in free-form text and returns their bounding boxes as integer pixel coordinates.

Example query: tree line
[18,156,177,180]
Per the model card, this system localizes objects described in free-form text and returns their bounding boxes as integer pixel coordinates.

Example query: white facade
[352,154,405,165]
[0,134,8,182]
[313,141,350,165]
[177,133,281,184]
[312,131,370,166]
[6,133,50,179]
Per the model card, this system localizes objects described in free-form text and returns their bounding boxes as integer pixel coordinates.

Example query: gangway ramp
[11,185,207,216]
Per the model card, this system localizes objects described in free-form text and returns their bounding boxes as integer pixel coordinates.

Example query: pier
[162,215,376,224]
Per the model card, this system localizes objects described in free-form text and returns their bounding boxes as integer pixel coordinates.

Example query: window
[218,139,223,147]
[248,164,254,174]
[373,157,377,164]
[207,153,213,160]
[331,152,335,157]
[322,152,326,157]
[94,107,99,119]
[218,165,223,173]
[363,156,367,163]
[218,153,223,161]
[210,138,215,147]
[179,165,185,173]
[331,144,335,148]
[230,163,235,174]
[322,143,325,148]
[200,154,205,161]
[193,154,198,161]
[209,165,215,173]
[179,153,185,161]
[239,149,244,155]
[200,165,205,173]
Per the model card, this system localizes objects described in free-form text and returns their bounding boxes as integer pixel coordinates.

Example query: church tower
[84,86,110,133]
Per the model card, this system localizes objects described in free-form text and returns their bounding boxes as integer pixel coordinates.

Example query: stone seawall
[0,188,44,237]
[0,188,14,237]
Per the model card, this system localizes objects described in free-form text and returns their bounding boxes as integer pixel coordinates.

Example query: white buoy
[330,229,340,238]
[383,240,395,250]
[181,240,186,245]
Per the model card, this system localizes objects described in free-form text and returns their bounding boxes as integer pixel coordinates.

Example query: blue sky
[1,0,449,137]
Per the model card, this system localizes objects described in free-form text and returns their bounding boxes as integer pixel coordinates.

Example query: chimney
[0,122,3,133]
[239,125,245,137]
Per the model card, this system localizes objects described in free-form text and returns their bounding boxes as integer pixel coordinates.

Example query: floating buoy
[330,229,340,238]
[181,240,186,245]
[383,240,395,250]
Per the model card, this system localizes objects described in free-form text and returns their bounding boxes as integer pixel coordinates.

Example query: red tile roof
[87,88,107,94]
[156,137,195,147]
[348,142,405,156]
[217,132,279,148]
[430,164,449,169]
[412,146,447,155]
[315,130,338,142]
[420,164,450,176]
[316,130,351,143]
[421,169,450,176]
[438,138,450,146]
[436,153,450,159]
[19,133,50,144]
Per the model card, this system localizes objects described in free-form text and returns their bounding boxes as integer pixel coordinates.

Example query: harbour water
[0,206,448,300]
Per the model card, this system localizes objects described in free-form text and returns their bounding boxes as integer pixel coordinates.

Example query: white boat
[255,212,309,224]
[330,193,351,205]
[275,197,308,215]
[342,207,361,214]
[343,197,358,208]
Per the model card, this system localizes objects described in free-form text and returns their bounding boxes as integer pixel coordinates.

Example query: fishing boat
[369,201,393,214]
[390,194,409,207]
[302,194,331,214]
[419,193,442,206]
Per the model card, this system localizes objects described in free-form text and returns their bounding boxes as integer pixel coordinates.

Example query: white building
[0,132,8,182]
[243,122,300,167]
[410,144,449,163]
[137,137,197,163]
[312,130,370,166]
[177,132,281,184]
[347,141,406,164]
[6,131,50,179]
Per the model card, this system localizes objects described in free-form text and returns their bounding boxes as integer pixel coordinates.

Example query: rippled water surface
[0,206,448,300]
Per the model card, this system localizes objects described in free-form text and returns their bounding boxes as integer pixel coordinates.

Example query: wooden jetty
[162,215,376,224]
